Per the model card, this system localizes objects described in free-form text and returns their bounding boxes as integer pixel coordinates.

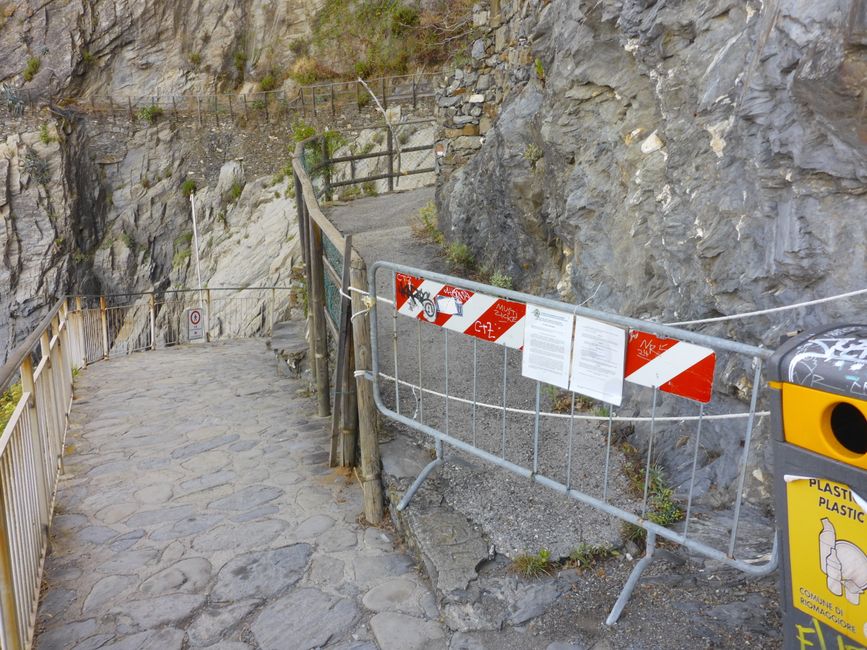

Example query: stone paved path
[35,340,446,650]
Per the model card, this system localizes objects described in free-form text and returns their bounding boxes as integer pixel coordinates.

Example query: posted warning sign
[786,476,867,644]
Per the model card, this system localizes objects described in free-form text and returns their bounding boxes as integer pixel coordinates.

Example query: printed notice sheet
[521,305,575,389]
[569,316,626,406]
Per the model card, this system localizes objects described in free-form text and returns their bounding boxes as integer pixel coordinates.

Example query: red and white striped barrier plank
[395,273,526,349]
[625,330,716,403]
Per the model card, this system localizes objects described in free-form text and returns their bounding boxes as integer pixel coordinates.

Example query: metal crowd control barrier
[367,261,779,624]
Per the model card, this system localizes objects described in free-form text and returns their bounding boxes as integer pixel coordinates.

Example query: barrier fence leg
[606,530,657,625]
[397,452,442,512]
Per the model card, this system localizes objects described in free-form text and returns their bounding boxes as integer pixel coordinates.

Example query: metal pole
[683,403,704,540]
[99,296,109,359]
[149,293,156,350]
[729,359,763,557]
[190,194,205,311]
[641,387,659,517]
[532,381,541,475]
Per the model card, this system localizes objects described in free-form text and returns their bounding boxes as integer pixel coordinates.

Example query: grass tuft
[511,549,553,578]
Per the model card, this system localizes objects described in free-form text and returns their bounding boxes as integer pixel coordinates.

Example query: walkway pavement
[35,340,445,650]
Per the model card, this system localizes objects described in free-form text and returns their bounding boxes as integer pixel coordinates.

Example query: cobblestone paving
[35,340,445,650]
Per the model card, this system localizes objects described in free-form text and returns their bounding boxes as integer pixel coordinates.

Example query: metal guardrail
[299,121,435,205]
[73,287,294,362]
[367,261,779,624]
[0,286,293,648]
[3,74,437,127]
[0,299,77,650]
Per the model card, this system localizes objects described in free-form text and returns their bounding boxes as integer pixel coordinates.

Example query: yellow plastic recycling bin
[770,325,867,649]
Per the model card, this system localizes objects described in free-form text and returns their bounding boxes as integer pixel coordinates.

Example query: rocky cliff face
[433,0,867,505]
[0,0,328,361]
[0,0,323,98]
[437,0,867,349]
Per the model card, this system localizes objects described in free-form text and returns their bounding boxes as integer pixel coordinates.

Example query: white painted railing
[0,300,79,650]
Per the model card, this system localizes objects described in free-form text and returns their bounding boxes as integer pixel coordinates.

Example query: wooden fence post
[330,235,354,467]
[349,256,383,524]
[307,217,331,418]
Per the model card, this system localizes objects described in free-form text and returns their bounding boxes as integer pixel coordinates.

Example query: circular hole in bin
[829,403,867,455]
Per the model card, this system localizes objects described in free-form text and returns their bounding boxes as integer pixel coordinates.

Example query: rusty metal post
[197,97,203,126]
[330,84,336,118]
[99,295,109,359]
[381,77,387,110]
[228,95,234,121]
[149,293,156,350]
[412,77,417,108]
[74,297,87,368]
[205,289,212,342]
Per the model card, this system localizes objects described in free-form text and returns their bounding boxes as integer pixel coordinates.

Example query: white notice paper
[521,305,575,389]
[569,316,626,406]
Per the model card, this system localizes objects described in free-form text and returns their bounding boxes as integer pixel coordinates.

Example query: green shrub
[524,143,543,167]
[0,383,22,432]
[259,72,278,91]
[446,242,474,270]
[189,52,202,67]
[411,201,443,245]
[511,549,552,578]
[534,57,545,82]
[173,230,193,267]
[180,179,197,197]
[81,50,95,66]
[22,56,40,82]
[226,180,244,202]
[137,104,164,124]
[489,271,513,289]
[233,51,247,73]
[292,119,316,142]
[568,543,618,569]
[38,123,55,145]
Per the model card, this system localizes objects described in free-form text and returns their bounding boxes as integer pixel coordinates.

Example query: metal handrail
[0,298,66,396]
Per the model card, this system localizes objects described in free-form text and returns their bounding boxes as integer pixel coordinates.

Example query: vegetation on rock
[311,0,476,78]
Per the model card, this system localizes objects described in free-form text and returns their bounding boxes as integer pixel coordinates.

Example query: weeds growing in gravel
[511,548,553,578]
[567,543,619,569]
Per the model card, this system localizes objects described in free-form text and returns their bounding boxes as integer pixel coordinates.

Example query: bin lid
[770,324,867,398]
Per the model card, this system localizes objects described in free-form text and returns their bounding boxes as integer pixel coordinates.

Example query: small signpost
[187,308,204,341]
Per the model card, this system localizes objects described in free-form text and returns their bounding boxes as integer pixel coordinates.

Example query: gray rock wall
[437,0,867,351]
